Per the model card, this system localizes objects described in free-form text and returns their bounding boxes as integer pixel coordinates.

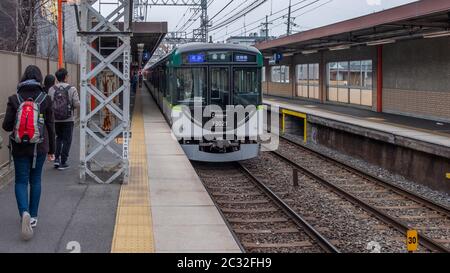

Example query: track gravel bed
[273,136,450,250]
[193,162,336,253]
[242,153,424,253]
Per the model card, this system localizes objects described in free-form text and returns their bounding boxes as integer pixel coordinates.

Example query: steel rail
[270,148,450,253]
[237,162,340,253]
[280,135,450,215]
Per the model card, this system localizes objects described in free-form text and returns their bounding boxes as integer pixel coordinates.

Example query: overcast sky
[140,0,418,42]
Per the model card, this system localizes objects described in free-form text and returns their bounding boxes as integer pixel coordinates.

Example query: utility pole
[260,15,272,41]
[201,0,208,43]
[287,0,292,36]
[265,15,268,40]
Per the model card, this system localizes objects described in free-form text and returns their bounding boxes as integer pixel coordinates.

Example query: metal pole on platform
[77,0,131,184]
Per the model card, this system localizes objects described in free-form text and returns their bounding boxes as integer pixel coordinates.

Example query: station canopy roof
[116,22,167,59]
[129,22,168,58]
[255,0,450,55]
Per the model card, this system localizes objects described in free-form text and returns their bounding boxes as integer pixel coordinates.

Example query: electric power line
[270,0,333,32]
[209,0,267,32]
[210,0,309,38]
[208,0,235,23]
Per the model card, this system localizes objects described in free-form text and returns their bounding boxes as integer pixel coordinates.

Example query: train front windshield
[233,67,261,106]
[174,68,261,108]
[176,68,207,106]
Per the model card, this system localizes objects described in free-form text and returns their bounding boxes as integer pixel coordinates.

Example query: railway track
[193,162,339,253]
[271,136,450,252]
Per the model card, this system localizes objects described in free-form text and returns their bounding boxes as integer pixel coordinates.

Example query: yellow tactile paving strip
[111,94,155,253]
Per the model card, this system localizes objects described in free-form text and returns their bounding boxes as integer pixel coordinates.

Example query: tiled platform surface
[0,128,120,253]
[141,90,241,253]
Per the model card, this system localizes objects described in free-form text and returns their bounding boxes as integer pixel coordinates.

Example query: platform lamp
[137,43,145,88]
[137,43,145,70]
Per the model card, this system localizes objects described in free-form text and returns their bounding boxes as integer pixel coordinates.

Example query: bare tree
[0,0,55,54]
[0,0,18,51]
[15,0,56,54]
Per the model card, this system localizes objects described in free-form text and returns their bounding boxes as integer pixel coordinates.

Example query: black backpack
[53,85,72,120]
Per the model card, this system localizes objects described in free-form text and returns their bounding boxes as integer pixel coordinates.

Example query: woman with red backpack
[2,65,55,241]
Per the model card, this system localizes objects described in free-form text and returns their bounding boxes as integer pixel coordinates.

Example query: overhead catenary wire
[174,7,192,31]
[208,0,250,26]
[178,8,202,32]
[209,0,267,32]
[213,0,325,41]
[269,0,333,32]
[210,0,310,38]
[178,0,216,33]
[184,0,249,36]
[208,0,235,23]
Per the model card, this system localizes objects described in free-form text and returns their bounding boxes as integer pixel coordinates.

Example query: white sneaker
[21,212,34,241]
[30,218,38,228]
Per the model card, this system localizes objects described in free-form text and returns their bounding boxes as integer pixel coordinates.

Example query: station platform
[0,128,121,252]
[0,89,241,253]
[111,89,240,253]
[264,95,450,150]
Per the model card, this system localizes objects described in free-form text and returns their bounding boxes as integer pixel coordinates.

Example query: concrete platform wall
[308,119,450,194]
[383,37,450,122]
[0,51,79,184]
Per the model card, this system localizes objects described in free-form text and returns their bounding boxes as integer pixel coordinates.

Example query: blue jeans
[13,154,46,218]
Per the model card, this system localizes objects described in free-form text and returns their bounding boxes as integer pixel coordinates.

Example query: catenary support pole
[377,45,383,113]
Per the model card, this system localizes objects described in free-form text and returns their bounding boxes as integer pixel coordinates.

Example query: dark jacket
[2,81,56,157]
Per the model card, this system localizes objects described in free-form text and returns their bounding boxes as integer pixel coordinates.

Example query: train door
[209,66,230,110]
[208,66,231,137]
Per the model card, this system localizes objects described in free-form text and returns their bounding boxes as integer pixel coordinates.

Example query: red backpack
[12,92,47,168]
[13,92,47,145]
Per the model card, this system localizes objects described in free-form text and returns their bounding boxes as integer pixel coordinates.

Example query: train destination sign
[185,52,256,64]
[188,53,205,63]
[235,55,249,62]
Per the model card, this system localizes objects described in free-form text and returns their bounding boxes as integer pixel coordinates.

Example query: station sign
[269,52,283,65]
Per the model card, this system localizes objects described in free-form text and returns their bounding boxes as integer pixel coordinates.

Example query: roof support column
[377,45,383,113]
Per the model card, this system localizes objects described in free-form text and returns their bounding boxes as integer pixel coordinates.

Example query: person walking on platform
[48,68,80,170]
[2,65,56,240]
[131,71,138,94]
[43,75,56,94]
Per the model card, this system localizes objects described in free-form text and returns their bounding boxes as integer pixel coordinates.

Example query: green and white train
[144,43,264,162]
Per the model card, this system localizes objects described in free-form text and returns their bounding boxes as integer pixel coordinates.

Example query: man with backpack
[48,68,80,170]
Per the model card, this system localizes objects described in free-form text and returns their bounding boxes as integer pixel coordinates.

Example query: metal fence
[0,50,80,186]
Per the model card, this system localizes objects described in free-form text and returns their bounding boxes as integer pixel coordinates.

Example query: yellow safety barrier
[281,109,307,143]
